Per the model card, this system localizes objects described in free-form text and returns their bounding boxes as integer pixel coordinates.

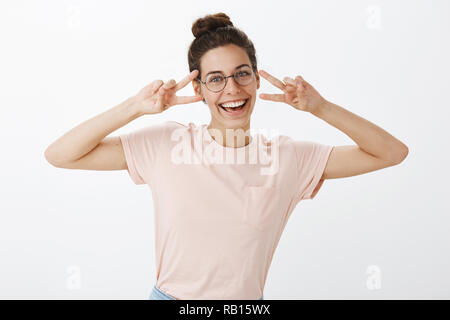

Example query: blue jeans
[149,285,264,300]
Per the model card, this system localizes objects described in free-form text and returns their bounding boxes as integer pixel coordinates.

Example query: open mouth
[218,99,249,116]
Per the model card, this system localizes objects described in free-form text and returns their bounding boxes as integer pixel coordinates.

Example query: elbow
[44,146,62,167]
[390,144,409,165]
[44,148,56,166]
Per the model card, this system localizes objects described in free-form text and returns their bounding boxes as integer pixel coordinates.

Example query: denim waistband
[149,285,264,300]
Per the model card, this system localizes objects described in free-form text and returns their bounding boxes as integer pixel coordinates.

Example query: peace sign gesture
[258,70,326,113]
[133,70,203,115]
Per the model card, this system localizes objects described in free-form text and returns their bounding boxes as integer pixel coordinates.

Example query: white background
[1,0,449,299]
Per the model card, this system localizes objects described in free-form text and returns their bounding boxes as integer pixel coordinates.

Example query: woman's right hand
[132,70,204,115]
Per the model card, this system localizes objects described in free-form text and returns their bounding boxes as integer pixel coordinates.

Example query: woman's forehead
[201,45,250,73]
[205,63,251,76]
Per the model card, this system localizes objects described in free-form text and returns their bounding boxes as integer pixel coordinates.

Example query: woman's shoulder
[257,133,330,157]
[257,131,294,147]
[163,120,205,133]
[157,121,207,142]
[163,120,202,129]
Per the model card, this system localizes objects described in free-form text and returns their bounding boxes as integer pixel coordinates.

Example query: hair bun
[192,13,233,38]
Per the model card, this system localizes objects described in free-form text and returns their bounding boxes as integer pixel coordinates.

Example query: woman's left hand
[258,70,327,113]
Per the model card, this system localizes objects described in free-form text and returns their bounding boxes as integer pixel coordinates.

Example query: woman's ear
[256,71,260,90]
[192,80,206,104]
[192,80,201,96]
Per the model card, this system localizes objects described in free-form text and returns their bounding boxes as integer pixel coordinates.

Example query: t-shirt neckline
[202,124,257,151]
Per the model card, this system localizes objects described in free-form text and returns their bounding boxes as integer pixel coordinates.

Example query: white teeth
[220,99,247,108]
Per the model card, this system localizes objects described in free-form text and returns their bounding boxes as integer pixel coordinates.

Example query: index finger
[174,70,200,91]
[259,70,286,92]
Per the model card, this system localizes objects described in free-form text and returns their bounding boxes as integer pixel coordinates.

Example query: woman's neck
[207,121,252,148]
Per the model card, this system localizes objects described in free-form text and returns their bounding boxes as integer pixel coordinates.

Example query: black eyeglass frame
[195,67,256,93]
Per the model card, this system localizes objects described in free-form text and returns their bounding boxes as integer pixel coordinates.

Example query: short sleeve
[292,140,334,202]
[119,121,168,185]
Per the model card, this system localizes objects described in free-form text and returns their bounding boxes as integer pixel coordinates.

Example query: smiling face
[192,44,260,130]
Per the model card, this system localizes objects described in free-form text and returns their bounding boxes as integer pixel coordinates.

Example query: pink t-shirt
[119,120,333,300]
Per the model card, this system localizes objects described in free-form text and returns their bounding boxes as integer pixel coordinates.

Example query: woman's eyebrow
[205,64,250,76]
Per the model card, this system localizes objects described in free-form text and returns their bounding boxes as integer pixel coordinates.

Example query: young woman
[44,13,408,300]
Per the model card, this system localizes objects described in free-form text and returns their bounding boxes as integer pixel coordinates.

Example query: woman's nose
[223,77,241,94]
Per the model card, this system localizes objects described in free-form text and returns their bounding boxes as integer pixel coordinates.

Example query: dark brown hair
[188,13,258,102]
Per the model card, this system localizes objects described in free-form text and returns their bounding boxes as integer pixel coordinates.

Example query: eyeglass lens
[205,67,253,92]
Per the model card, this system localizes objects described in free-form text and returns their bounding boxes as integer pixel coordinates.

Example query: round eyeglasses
[196,66,255,93]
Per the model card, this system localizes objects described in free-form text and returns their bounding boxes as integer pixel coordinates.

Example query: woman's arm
[311,100,409,179]
[257,69,409,180]
[44,71,202,170]
[44,96,142,168]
